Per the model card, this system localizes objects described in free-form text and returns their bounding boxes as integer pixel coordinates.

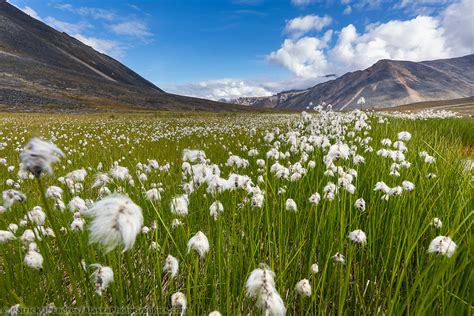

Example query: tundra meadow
[0,108,472,315]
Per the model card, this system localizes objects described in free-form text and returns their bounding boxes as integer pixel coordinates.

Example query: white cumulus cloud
[267,31,333,78]
[268,0,474,79]
[165,79,274,101]
[285,15,332,38]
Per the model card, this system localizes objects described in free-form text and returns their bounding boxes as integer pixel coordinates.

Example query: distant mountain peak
[237,54,473,110]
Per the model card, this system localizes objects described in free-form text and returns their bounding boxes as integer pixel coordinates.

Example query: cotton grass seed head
[171,292,187,316]
[187,231,210,258]
[163,254,179,278]
[20,138,64,177]
[24,250,43,270]
[0,230,16,244]
[349,229,367,245]
[332,252,345,264]
[432,217,442,229]
[90,264,114,296]
[295,279,312,297]
[245,265,286,316]
[83,194,143,253]
[428,236,457,258]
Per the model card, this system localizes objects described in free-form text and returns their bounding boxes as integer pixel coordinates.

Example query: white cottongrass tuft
[171,292,187,316]
[0,230,16,243]
[187,231,210,258]
[20,138,64,177]
[45,186,63,200]
[349,229,367,245]
[145,188,161,201]
[431,217,442,229]
[309,193,321,205]
[397,131,412,141]
[310,263,319,274]
[2,190,26,209]
[83,194,143,253]
[170,195,189,216]
[68,196,87,213]
[209,201,224,220]
[295,279,312,297]
[245,265,286,316]
[209,311,221,316]
[24,250,43,270]
[163,255,179,278]
[90,264,114,295]
[332,252,345,264]
[354,198,366,211]
[26,206,46,226]
[428,236,457,258]
[285,198,297,212]
[402,180,415,191]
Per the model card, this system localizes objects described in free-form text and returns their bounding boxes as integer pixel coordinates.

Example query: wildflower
[295,279,312,297]
[187,231,210,258]
[310,263,319,274]
[145,188,161,201]
[21,229,36,244]
[26,206,46,226]
[424,155,436,164]
[71,212,85,231]
[402,180,415,191]
[182,149,206,163]
[381,138,392,146]
[354,198,366,211]
[332,252,345,264]
[90,264,114,295]
[20,138,64,177]
[110,165,129,180]
[432,218,442,229]
[171,219,183,229]
[397,131,412,141]
[245,265,286,316]
[209,312,221,316]
[252,193,264,208]
[171,292,187,316]
[0,230,16,243]
[45,186,63,200]
[2,190,26,209]
[285,198,297,212]
[349,229,367,245]
[163,255,179,278]
[8,223,18,233]
[66,168,87,182]
[170,195,189,216]
[92,173,110,188]
[209,201,224,220]
[24,250,43,270]
[309,193,321,205]
[83,194,143,253]
[428,236,457,258]
[68,196,87,213]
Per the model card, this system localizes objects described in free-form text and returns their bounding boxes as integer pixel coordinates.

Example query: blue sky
[8,0,474,100]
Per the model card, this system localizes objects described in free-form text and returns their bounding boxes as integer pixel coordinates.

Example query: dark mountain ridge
[230,55,474,110]
[0,1,245,112]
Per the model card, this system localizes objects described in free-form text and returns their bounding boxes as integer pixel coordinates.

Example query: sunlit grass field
[0,111,472,315]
